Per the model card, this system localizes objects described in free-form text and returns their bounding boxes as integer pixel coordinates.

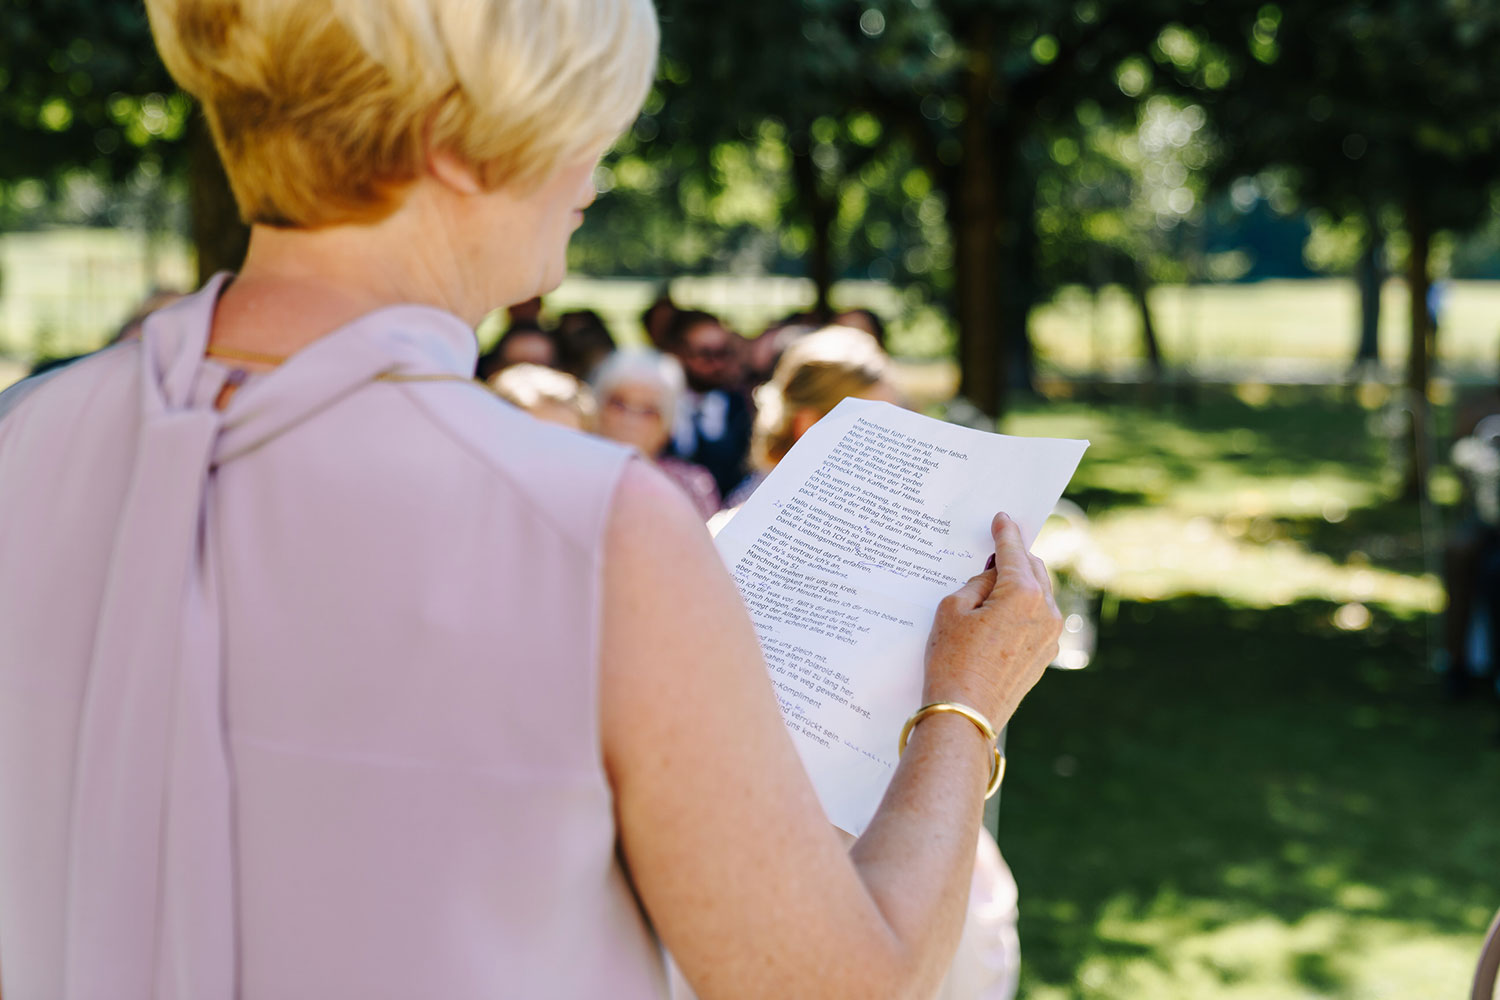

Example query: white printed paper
[714,398,1088,835]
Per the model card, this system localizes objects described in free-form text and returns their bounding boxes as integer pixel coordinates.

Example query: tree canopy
[4,0,1499,421]
[0,1,181,192]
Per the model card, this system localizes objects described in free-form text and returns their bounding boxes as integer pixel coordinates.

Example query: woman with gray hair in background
[0,0,1062,997]
[593,349,721,519]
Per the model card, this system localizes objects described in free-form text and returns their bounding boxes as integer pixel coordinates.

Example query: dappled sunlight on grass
[1065,909,1480,999]
[1011,390,1441,611]
[1087,508,1441,612]
[1021,901,1488,999]
[1001,599,1500,1000]
[991,387,1499,1000]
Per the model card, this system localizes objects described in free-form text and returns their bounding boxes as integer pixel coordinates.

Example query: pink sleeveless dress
[0,276,666,999]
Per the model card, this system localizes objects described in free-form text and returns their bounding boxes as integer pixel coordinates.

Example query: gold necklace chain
[203,346,490,391]
[376,373,488,388]
[205,345,286,366]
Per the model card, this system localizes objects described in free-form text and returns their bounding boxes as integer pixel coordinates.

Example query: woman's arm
[601,462,1059,1000]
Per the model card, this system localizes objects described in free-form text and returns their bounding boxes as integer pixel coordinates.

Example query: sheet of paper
[714,398,1088,835]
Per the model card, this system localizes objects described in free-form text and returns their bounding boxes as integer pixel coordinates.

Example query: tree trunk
[1354,218,1383,365]
[1127,259,1165,378]
[188,113,249,284]
[790,144,836,320]
[951,16,1003,417]
[1402,200,1432,501]
[1086,244,1109,376]
[999,151,1037,395]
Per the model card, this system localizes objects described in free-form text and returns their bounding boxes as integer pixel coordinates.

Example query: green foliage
[1198,0,1500,230]
[1034,95,1216,289]
[0,1,181,181]
[0,0,186,231]
[573,1,965,291]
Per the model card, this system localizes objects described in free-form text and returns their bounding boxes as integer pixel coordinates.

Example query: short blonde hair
[147,0,659,226]
[489,363,596,427]
[752,326,889,469]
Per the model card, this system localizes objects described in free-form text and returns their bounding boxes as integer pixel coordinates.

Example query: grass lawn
[995,386,1500,999]
[1031,280,1500,376]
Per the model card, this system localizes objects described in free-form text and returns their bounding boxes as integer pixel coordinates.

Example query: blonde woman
[489,362,597,431]
[0,4,1061,1000]
[724,325,903,510]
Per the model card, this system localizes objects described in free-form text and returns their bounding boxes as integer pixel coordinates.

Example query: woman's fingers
[924,513,1064,723]
[984,515,1043,609]
[1029,554,1060,616]
[945,566,998,614]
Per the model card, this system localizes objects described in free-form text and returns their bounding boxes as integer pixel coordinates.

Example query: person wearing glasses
[593,350,721,519]
[664,309,755,499]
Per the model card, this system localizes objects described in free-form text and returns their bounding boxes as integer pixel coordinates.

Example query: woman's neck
[204,180,533,361]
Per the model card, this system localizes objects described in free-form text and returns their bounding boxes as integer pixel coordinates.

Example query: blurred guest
[593,350,720,519]
[1443,340,1500,703]
[476,321,557,381]
[773,308,823,329]
[509,296,544,327]
[725,324,902,509]
[554,308,617,381]
[835,306,888,348]
[745,318,817,387]
[639,287,676,348]
[488,363,595,432]
[665,309,753,498]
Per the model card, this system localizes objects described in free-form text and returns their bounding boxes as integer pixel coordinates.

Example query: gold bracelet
[898,702,1006,799]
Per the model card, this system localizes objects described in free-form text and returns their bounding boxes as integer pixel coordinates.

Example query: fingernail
[984,554,996,571]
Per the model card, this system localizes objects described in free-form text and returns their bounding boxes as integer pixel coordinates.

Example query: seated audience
[488,363,595,432]
[664,309,753,498]
[593,350,721,519]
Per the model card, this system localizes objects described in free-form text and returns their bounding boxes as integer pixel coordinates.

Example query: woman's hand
[922,512,1063,728]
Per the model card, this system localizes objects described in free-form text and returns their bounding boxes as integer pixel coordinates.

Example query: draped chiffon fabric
[0,277,665,999]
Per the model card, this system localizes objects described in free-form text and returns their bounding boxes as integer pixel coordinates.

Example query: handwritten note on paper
[714,398,1088,835]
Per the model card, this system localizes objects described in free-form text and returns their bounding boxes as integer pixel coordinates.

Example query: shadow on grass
[1009,386,1393,517]
[1291,949,1343,993]
[997,595,1500,994]
[1278,502,1431,577]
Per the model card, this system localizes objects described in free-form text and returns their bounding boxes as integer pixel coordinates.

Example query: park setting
[2,1,1500,998]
